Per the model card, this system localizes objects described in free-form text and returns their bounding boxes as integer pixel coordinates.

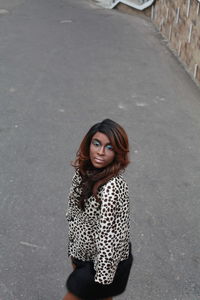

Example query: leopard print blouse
[66,170,130,285]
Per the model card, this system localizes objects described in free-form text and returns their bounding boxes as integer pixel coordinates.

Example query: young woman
[63,119,133,300]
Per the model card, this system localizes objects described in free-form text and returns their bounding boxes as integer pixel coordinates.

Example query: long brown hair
[72,119,130,209]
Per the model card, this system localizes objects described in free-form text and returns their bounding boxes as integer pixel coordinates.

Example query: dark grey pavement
[1,0,200,299]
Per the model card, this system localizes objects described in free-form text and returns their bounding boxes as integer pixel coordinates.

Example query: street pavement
[0,0,200,299]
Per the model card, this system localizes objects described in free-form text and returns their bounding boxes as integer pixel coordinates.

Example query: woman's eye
[106,145,113,151]
[92,140,100,147]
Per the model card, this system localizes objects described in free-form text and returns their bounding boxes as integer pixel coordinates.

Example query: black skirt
[66,243,133,300]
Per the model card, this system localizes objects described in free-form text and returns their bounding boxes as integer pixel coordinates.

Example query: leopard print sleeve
[94,176,130,285]
[66,170,81,221]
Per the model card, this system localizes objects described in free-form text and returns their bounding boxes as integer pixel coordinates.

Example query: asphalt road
[0,0,200,299]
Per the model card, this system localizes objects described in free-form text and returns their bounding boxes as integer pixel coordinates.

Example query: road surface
[0,0,200,299]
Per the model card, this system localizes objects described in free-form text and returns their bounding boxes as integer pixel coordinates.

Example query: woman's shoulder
[103,173,128,191]
[98,174,129,205]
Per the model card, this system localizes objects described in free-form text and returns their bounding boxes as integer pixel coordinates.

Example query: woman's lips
[94,157,104,163]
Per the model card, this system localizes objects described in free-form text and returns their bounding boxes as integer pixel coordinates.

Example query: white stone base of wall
[95,0,154,9]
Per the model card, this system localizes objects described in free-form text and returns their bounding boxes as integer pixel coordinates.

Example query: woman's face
[89,132,115,169]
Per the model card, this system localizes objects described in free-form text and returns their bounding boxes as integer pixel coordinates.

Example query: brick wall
[151,0,200,86]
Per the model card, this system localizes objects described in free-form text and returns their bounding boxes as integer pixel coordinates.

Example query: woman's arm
[94,177,126,285]
[66,170,81,221]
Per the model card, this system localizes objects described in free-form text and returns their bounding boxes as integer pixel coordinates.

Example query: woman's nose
[97,146,105,155]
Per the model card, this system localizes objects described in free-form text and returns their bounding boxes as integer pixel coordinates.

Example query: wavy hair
[72,119,130,209]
